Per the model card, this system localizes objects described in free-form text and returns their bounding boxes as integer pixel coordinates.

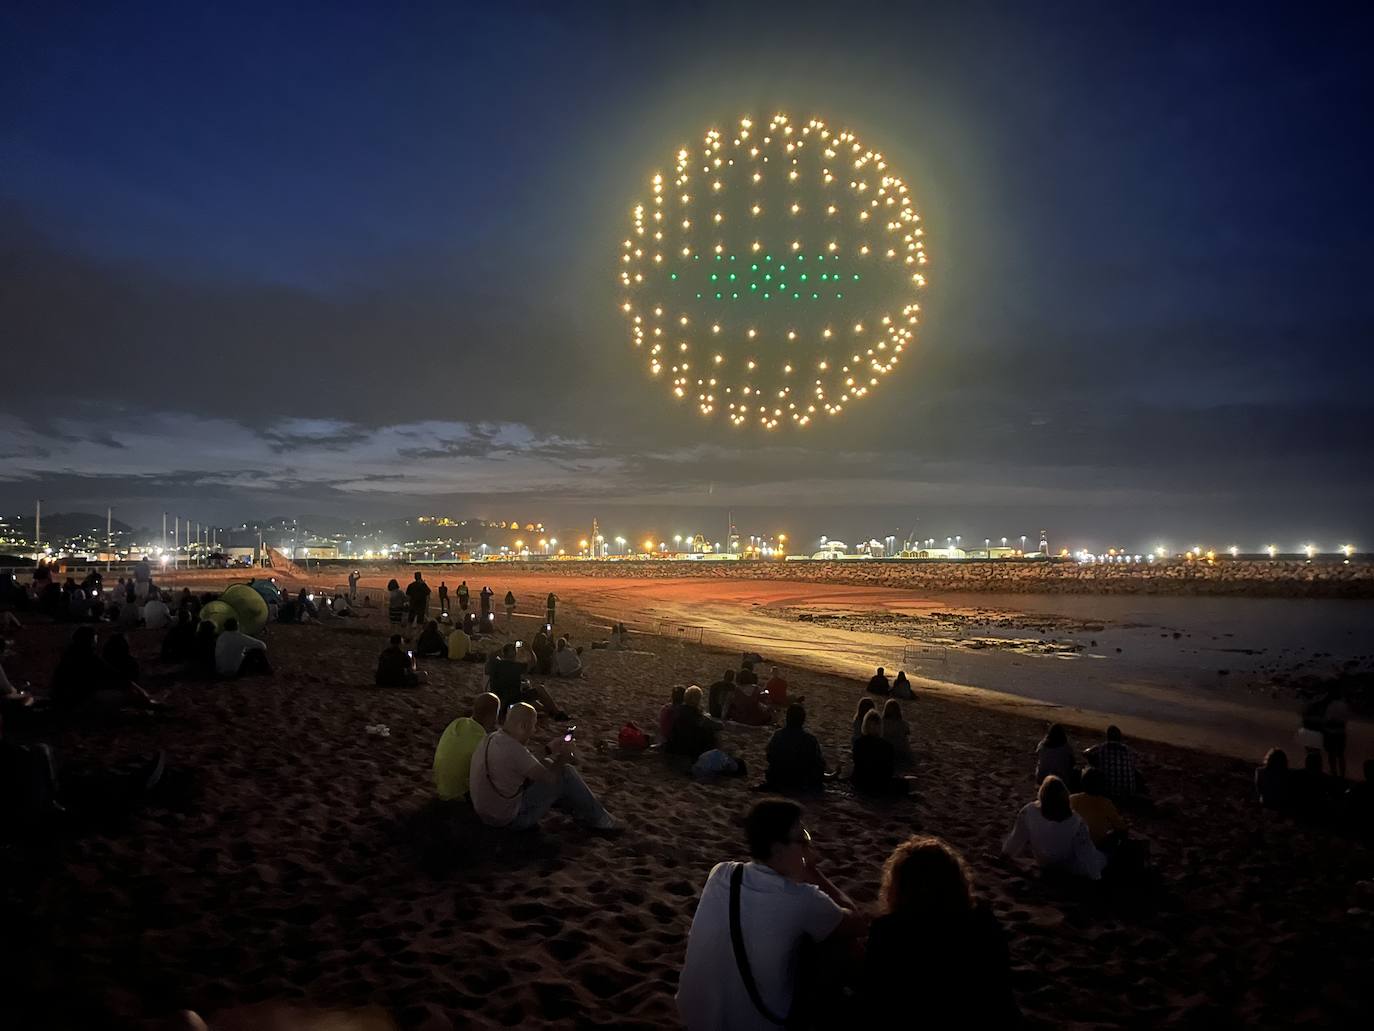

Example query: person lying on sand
[469,702,617,833]
[862,835,1021,1026]
[763,704,827,792]
[677,799,867,1030]
[1001,775,1105,880]
[433,692,501,802]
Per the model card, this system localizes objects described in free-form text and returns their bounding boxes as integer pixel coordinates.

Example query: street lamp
[1001,537,1007,548]
[674,534,682,551]
[1304,543,1315,559]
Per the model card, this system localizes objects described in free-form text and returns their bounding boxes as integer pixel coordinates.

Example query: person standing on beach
[545,592,557,628]
[348,570,359,602]
[1321,688,1349,779]
[469,702,617,832]
[504,590,517,629]
[678,799,867,1030]
[406,572,431,627]
[479,585,494,625]
[438,581,449,615]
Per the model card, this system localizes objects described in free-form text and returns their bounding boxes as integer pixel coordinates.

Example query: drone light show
[619,113,928,429]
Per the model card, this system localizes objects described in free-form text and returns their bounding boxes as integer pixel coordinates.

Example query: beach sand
[3,594,1372,1028]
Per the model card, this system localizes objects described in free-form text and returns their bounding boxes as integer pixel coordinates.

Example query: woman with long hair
[863,836,1020,1024]
[1035,722,1078,787]
[1002,775,1105,879]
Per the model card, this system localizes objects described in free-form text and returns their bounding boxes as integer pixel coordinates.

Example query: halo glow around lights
[620,114,928,429]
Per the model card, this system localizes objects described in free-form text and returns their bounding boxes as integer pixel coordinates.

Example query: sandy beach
[3,574,1373,1029]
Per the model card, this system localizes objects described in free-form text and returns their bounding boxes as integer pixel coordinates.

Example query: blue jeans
[510,764,612,830]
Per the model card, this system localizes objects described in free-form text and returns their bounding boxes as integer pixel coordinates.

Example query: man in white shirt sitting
[552,637,583,677]
[678,799,867,1030]
[142,592,172,630]
[213,617,271,678]
[469,703,616,832]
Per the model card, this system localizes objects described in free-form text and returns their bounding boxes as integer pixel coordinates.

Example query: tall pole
[107,507,112,572]
[34,498,41,559]
[163,512,168,554]
[174,518,179,569]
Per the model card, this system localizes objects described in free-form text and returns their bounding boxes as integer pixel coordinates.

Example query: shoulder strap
[481,735,524,800]
[729,863,787,1026]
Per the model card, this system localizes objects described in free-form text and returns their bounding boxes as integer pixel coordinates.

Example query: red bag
[618,721,649,750]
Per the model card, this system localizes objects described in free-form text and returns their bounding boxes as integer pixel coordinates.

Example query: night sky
[3,2,1371,550]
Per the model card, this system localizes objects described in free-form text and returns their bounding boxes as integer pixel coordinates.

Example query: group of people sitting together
[432,691,616,833]
[677,800,1022,1028]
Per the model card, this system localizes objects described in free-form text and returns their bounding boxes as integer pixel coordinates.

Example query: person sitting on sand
[470,702,617,832]
[853,711,910,796]
[142,591,171,631]
[890,670,914,699]
[414,620,449,659]
[386,579,405,624]
[880,699,911,763]
[376,635,420,687]
[1084,725,1144,801]
[666,685,721,761]
[677,799,867,1030]
[707,669,735,719]
[530,629,554,674]
[1070,768,1129,848]
[445,623,472,662]
[724,675,771,725]
[331,593,355,618]
[737,659,759,690]
[51,626,157,712]
[1002,775,1105,880]
[1344,759,1374,836]
[215,618,271,678]
[433,692,501,802]
[552,637,583,678]
[101,631,140,685]
[186,620,217,679]
[489,642,568,719]
[160,609,195,663]
[863,835,1020,1027]
[1255,748,1293,811]
[852,696,877,748]
[1035,723,1078,789]
[1291,749,1336,823]
[660,686,687,744]
[867,666,891,696]
[764,704,827,792]
[763,666,789,707]
[119,588,142,629]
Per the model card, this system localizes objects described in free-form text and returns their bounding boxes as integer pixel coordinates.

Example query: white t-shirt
[470,730,544,827]
[143,599,171,629]
[214,630,265,677]
[1002,803,1105,879]
[678,861,844,1030]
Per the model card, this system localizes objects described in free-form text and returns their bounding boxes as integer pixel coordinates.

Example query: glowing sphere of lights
[619,113,928,429]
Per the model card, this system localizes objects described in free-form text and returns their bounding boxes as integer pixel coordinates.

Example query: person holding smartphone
[469,703,617,832]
